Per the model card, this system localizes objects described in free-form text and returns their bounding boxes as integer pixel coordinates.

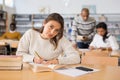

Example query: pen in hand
[34,51,44,63]
[34,51,42,59]
[34,51,58,64]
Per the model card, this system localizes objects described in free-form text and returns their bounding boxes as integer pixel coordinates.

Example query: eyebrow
[51,24,61,30]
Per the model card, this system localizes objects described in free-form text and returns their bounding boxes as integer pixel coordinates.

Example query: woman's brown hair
[96,22,108,42]
[33,13,64,50]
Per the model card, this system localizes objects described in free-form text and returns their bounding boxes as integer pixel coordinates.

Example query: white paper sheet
[55,68,99,77]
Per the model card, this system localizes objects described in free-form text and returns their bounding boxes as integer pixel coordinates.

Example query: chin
[49,37,54,39]
[99,35,103,37]
[84,20,87,21]
[46,36,52,39]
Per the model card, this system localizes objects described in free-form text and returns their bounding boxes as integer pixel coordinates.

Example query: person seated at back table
[0,22,21,40]
[89,22,119,51]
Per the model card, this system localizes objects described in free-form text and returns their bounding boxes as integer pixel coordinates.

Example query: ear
[80,13,82,16]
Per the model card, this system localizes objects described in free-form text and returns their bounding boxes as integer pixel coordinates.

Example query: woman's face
[42,20,61,39]
[97,28,106,36]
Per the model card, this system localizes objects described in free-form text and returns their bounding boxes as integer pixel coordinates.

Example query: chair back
[81,56,118,66]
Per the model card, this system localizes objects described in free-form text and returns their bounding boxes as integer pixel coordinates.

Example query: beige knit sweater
[16,29,80,64]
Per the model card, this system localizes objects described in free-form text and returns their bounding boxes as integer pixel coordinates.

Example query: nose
[50,29,56,34]
[84,17,87,21]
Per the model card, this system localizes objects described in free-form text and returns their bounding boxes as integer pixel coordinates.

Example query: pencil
[34,51,42,59]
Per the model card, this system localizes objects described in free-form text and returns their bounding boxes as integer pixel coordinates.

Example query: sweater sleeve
[87,20,96,40]
[109,36,119,50]
[16,29,34,62]
[88,26,96,40]
[89,34,97,48]
[71,19,77,44]
[58,36,80,64]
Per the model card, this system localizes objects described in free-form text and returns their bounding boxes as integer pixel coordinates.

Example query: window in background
[5,0,14,7]
[0,0,3,10]
[0,0,3,4]
[82,5,96,14]
[63,0,70,7]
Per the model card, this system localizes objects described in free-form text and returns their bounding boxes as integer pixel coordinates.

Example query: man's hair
[81,8,89,14]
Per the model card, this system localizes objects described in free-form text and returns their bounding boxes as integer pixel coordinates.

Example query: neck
[10,30,16,33]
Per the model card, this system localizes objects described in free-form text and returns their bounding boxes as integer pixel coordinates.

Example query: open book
[29,63,99,77]
[29,63,66,72]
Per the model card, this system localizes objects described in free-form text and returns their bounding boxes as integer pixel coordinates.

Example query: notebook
[29,63,66,72]
[54,66,99,77]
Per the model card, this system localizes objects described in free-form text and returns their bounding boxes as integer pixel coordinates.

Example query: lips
[47,34,53,37]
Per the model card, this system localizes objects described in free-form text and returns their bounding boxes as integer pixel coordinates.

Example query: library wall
[4,6,15,31]
[0,10,7,36]
[15,0,120,14]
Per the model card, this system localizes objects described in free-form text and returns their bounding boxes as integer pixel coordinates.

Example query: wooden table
[79,49,119,66]
[85,50,111,56]
[0,39,19,48]
[0,63,120,80]
[79,49,120,57]
[110,50,120,57]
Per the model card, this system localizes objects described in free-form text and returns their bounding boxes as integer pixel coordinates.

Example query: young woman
[89,22,119,51]
[16,13,80,64]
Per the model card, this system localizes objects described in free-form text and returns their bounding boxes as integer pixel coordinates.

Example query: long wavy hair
[96,22,108,42]
[33,13,64,50]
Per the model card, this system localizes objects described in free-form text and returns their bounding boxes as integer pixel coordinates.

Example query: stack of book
[0,55,23,70]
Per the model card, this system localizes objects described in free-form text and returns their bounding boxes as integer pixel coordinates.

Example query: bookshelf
[12,14,48,34]
[12,14,73,36]
[61,14,74,40]
[61,14,120,46]
[12,14,32,34]
[12,14,120,46]
[32,14,47,29]
[0,10,7,36]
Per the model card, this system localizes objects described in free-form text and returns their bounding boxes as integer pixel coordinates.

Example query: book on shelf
[0,55,23,70]
[29,62,66,72]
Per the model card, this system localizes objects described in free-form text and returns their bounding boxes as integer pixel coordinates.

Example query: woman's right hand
[89,46,95,50]
[72,44,77,49]
[33,57,44,64]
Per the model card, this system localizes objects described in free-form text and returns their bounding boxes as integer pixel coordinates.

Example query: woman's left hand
[41,59,59,64]
[99,47,112,51]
